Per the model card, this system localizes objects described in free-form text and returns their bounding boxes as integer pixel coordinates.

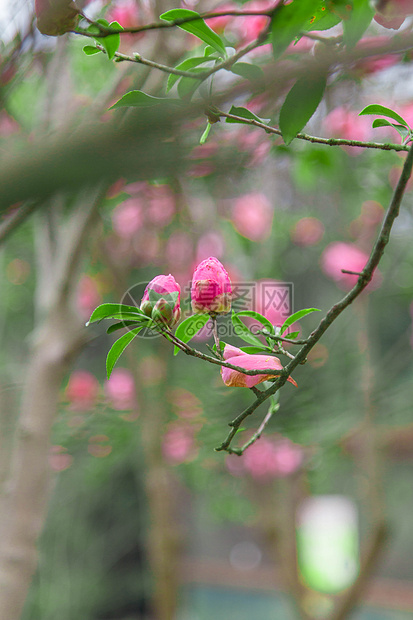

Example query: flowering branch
[216,144,413,452]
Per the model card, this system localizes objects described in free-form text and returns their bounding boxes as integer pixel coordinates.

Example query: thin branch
[217,110,409,152]
[73,9,274,38]
[230,401,279,455]
[262,332,310,345]
[96,32,267,82]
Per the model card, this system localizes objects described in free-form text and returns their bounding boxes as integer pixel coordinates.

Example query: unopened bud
[140,300,153,317]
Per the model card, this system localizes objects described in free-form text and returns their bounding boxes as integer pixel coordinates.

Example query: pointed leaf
[372,118,410,140]
[96,20,123,60]
[282,330,300,340]
[166,56,215,92]
[279,74,327,145]
[231,312,264,347]
[87,303,144,325]
[271,0,317,60]
[106,321,142,334]
[160,9,226,56]
[176,72,204,101]
[235,310,275,335]
[200,122,212,144]
[342,0,374,48]
[174,314,209,355]
[109,90,176,110]
[303,1,341,32]
[226,105,270,125]
[280,307,320,335]
[106,327,143,378]
[83,45,101,55]
[240,345,272,354]
[359,104,409,127]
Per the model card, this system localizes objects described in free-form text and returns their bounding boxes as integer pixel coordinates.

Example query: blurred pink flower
[88,435,112,458]
[106,0,139,28]
[226,436,304,480]
[253,279,293,329]
[291,217,324,246]
[147,185,175,227]
[49,446,73,472]
[232,192,273,241]
[112,198,143,239]
[233,0,272,44]
[323,107,372,150]
[169,387,203,419]
[77,274,102,320]
[209,2,238,32]
[374,0,413,29]
[350,201,384,239]
[0,112,19,137]
[191,256,232,314]
[221,344,297,388]
[321,241,382,291]
[355,37,400,74]
[162,424,197,464]
[105,368,136,410]
[66,370,99,410]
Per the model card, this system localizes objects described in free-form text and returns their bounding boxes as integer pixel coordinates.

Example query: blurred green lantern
[296,496,360,594]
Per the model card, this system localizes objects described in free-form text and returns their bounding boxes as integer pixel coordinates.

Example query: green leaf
[106,321,142,334]
[342,0,374,48]
[87,303,144,325]
[235,310,275,335]
[83,45,101,55]
[280,307,320,335]
[230,63,265,90]
[174,314,209,355]
[271,0,317,60]
[200,122,212,144]
[109,90,175,110]
[160,9,226,56]
[359,104,409,128]
[176,71,204,101]
[279,74,327,145]
[226,105,270,126]
[96,20,123,61]
[106,327,143,378]
[303,1,341,32]
[372,119,410,140]
[240,346,271,354]
[231,312,264,347]
[166,56,215,92]
[282,330,300,340]
[203,45,224,57]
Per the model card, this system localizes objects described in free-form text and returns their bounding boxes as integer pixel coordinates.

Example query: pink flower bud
[191,256,232,315]
[35,0,79,36]
[140,274,181,328]
[221,345,297,388]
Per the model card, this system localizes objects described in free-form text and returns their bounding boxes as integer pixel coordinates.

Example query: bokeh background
[1,0,413,619]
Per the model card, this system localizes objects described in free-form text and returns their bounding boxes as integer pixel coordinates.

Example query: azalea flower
[191,256,232,314]
[220,345,297,388]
